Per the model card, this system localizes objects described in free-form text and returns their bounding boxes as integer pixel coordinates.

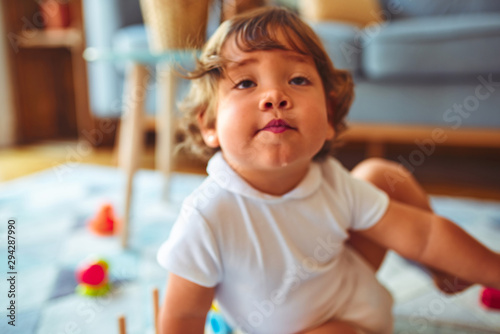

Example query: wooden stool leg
[118,63,148,248]
[118,315,127,334]
[140,0,211,200]
[153,288,160,334]
[155,64,176,200]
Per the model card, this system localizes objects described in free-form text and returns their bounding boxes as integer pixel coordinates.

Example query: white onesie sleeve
[327,159,390,231]
[157,206,222,287]
[347,175,390,231]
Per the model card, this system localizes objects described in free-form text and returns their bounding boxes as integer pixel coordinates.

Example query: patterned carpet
[0,164,499,334]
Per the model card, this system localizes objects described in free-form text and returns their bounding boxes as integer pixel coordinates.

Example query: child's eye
[290,76,310,86]
[235,80,256,89]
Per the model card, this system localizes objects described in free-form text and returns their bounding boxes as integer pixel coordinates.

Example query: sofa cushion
[347,78,500,128]
[309,22,362,74]
[362,13,500,80]
[379,0,500,19]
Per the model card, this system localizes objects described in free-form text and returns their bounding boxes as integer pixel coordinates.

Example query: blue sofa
[82,0,500,146]
[310,0,500,132]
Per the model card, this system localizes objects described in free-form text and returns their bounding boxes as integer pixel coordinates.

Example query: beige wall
[0,2,16,147]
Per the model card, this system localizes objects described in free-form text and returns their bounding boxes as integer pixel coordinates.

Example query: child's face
[201,35,334,175]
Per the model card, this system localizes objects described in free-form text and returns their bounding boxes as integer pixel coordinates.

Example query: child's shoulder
[317,156,379,200]
[318,156,351,181]
[183,175,232,209]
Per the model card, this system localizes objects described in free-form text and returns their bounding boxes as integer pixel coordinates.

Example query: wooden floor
[0,140,206,182]
[1,140,499,201]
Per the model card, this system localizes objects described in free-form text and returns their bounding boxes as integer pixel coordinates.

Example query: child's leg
[349,158,470,294]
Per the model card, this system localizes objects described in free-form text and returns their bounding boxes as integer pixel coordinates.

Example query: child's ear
[201,128,220,148]
[197,110,220,148]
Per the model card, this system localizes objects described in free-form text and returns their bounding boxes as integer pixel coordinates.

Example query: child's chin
[258,150,304,169]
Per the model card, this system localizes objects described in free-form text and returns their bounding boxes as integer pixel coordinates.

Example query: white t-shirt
[157,152,392,333]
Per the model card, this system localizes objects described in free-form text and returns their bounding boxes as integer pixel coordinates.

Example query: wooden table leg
[118,63,148,248]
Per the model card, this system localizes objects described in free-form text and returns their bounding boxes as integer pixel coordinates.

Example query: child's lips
[260,119,296,134]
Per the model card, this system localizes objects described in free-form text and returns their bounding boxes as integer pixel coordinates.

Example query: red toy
[480,287,500,310]
[88,204,120,236]
[76,258,111,296]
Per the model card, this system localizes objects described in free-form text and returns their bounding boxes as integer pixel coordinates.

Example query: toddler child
[156,7,500,334]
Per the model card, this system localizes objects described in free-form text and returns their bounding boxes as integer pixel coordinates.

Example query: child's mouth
[260,119,295,134]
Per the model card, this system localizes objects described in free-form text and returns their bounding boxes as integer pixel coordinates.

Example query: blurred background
[1,2,500,333]
[0,0,499,200]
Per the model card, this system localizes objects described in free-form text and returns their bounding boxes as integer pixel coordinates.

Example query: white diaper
[332,246,394,334]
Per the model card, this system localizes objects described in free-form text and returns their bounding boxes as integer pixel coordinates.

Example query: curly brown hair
[176,6,354,162]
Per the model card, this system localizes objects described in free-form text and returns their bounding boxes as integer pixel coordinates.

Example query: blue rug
[0,164,499,334]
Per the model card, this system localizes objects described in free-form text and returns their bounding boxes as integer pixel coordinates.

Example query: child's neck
[226,156,312,196]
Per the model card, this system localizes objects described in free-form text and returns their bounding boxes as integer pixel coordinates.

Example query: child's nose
[259,89,292,111]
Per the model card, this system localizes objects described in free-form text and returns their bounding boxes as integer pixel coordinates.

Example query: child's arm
[159,273,215,334]
[360,200,500,289]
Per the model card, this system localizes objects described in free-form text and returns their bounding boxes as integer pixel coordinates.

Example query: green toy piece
[75,258,112,297]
